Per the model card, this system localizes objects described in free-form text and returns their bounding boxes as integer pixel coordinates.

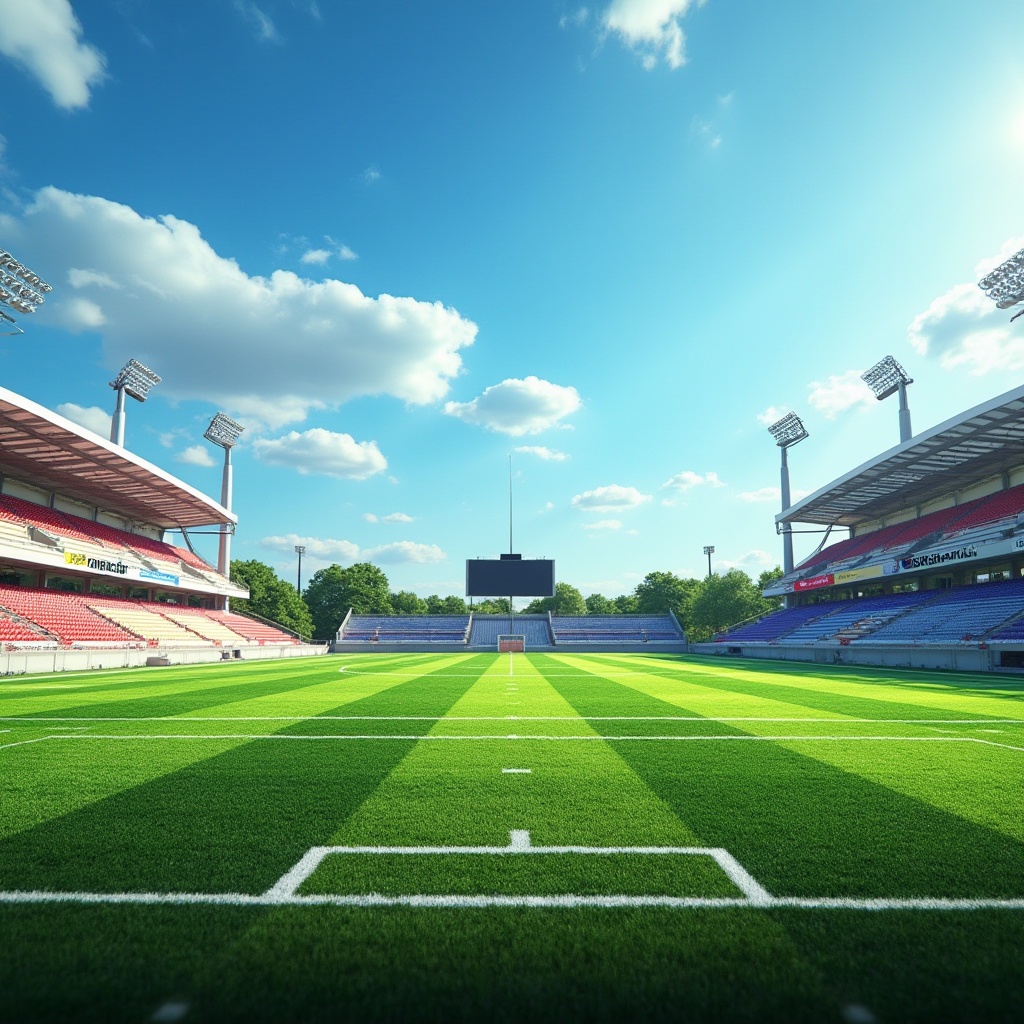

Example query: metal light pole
[203,413,244,603]
[862,355,914,444]
[979,247,1024,321]
[768,412,809,577]
[295,545,305,595]
[109,358,161,447]
[0,249,51,335]
[703,545,715,579]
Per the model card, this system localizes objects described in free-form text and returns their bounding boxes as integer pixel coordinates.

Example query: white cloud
[757,404,789,426]
[560,7,590,28]
[514,445,569,461]
[601,0,699,70]
[362,166,381,184]
[363,541,444,564]
[908,240,1024,377]
[1,188,476,429]
[235,1,281,42]
[175,445,216,468]
[261,533,360,562]
[56,402,110,437]
[719,549,775,572]
[807,369,873,419]
[572,484,652,512]
[365,511,414,524]
[445,376,581,436]
[0,0,106,109]
[253,428,387,479]
[691,116,721,150]
[662,470,724,492]
[583,519,622,531]
[300,240,358,266]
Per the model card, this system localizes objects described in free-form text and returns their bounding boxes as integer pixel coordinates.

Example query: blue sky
[1,0,1024,601]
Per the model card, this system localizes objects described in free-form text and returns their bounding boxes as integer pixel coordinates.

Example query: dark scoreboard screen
[465,558,555,598]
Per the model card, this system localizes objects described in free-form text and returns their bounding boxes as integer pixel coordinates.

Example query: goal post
[497,634,525,653]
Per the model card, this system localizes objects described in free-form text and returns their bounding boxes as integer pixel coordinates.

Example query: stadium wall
[0,642,327,676]
[688,641,1011,673]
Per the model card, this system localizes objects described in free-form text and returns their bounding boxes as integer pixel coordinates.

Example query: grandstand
[701,382,1024,671]
[0,385,323,672]
[333,611,685,651]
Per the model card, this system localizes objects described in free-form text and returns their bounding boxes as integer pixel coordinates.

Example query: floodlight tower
[978,246,1024,321]
[767,412,809,576]
[109,358,161,446]
[861,355,914,444]
[0,248,52,335]
[703,545,715,579]
[295,544,305,595]
[203,412,244,578]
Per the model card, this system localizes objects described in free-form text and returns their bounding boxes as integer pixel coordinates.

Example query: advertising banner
[64,550,180,588]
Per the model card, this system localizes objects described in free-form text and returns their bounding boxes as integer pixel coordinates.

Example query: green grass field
[3,651,1024,1022]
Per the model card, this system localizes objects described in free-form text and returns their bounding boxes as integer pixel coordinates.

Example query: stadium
[5,5,1024,1020]
[2,240,1024,1023]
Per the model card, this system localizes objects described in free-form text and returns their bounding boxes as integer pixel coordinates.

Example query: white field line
[263,832,770,902]
[4,735,1022,751]
[503,768,532,774]
[2,889,1023,910]
[2,716,1021,724]
[0,736,55,751]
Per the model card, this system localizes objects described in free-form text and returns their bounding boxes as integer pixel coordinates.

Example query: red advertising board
[794,573,834,592]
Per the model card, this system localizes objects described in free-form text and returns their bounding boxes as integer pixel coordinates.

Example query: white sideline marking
[3,716,1020,724]
[503,768,532,774]
[5,734,1021,751]
[3,890,1024,911]
[262,831,770,903]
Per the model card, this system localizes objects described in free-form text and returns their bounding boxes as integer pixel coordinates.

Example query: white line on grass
[3,717,1021,724]
[3,890,1024,911]
[502,768,532,774]
[6,734,1021,749]
[262,832,772,904]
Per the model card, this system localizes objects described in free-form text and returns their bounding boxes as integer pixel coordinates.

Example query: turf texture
[2,650,1024,1022]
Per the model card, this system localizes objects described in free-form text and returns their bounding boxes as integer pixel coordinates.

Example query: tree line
[230,559,784,643]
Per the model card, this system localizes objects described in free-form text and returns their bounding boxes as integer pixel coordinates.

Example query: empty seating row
[551,615,682,643]
[0,585,300,646]
[0,494,215,575]
[342,614,470,643]
[468,617,552,647]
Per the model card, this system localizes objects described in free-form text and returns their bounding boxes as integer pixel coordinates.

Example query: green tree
[425,594,469,615]
[304,562,392,639]
[687,569,772,642]
[391,590,427,615]
[613,593,638,614]
[585,593,615,614]
[472,598,512,614]
[634,571,698,626]
[229,559,314,638]
[523,581,587,615]
[756,566,786,611]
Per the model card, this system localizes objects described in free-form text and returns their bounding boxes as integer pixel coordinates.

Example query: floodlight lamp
[204,412,244,449]
[861,355,913,401]
[767,412,809,448]
[703,545,715,556]
[109,358,161,402]
[978,247,1024,310]
[294,545,306,556]
[0,250,51,318]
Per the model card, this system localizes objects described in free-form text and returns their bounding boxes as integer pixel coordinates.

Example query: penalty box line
[262,831,772,905]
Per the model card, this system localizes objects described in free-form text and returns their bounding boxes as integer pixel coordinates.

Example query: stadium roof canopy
[778,383,1024,528]
[0,385,234,529]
